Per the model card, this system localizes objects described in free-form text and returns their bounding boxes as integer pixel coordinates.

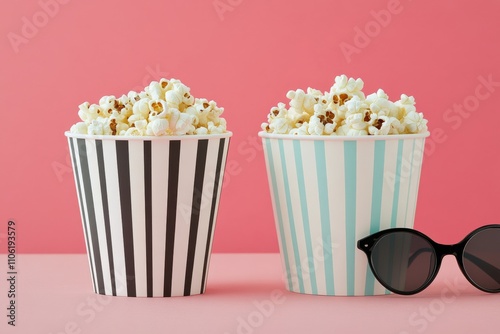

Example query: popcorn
[146,81,164,100]
[165,89,183,110]
[368,115,391,136]
[289,122,309,136]
[146,118,169,136]
[147,99,168,120]
[70,78,228,136]
[70,122,88,134]
[286,89,316,117]
[123,119,148,136]
[269,116,295,134]
[87,118,106,135]
[308,117,326,136]
[208,120,226,134]
[331,75,365,98]
[262,75,428,136]
[78,102,102,122]
[403,111,428,134]
[365,89,400,118]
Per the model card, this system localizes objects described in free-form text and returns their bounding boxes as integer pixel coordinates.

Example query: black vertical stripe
[96,140,116,296]
[163,140,181,297]
[184,139,209,296]
[144,141,153,297]
[70,138,98,293]
[77,138,105,294]
[200,138,228,293]
[116,140,136,297]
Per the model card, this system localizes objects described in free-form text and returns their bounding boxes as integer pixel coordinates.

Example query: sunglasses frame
[357,224,500,295]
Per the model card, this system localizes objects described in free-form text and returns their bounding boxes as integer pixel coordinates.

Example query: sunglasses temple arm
[462,253,500,285]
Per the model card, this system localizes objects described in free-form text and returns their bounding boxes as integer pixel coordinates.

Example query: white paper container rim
[258,131,430,142]
[65,131,233,141]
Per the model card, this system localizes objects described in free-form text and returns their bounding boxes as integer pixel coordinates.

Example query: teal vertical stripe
[293,140,317,294]
[364,140,386,295]
[344,141,357,296]
[386,139,405,295]
[390,140,405,228]
[413,138,425,215]
[265,138,293,291]
[278,139,304,293]
[314,141,334,295]
[403,140,416,227]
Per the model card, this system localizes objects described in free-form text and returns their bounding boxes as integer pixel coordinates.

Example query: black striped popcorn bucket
[259,131,429,295]
[66,132,231,297]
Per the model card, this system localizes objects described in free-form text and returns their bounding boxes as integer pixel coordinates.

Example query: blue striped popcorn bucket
[259,131,429,295]
[66,132,231,297]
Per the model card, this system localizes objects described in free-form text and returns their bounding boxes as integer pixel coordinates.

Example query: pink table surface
[1,254,499,334]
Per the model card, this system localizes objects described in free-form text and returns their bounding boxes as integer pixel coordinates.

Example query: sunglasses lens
[462,228,500,292]
[370,231,437,293]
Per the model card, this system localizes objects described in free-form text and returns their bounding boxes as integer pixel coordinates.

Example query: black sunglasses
[357,225,500,295]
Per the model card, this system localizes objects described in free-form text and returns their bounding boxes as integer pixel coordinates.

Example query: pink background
[1,0,500,254]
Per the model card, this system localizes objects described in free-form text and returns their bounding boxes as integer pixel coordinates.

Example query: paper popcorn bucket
[66,132,231,297]
[259,131,429,296]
